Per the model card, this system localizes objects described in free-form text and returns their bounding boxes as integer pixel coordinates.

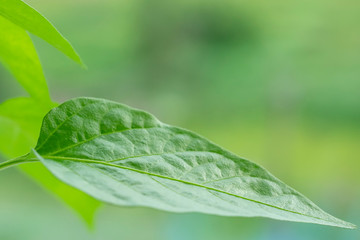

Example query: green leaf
[0,97,100,226]
[0,16,50,101]
[0,0,83,65]
[29,97,355,229]
[0,97,54,156]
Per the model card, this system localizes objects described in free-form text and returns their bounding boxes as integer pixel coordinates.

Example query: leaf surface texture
[32,97,355,228]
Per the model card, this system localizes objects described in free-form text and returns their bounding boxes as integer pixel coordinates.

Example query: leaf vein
[44,126,162,156]
[44,156,330,223]
[36,102,98,151]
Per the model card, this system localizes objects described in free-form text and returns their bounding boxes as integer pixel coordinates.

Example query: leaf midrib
[41,155,337,225]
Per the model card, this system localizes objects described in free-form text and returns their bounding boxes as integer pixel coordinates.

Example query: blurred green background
[0,0,359,239]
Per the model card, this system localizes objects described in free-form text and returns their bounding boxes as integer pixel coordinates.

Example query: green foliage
[0,16,49,101]
[0,0,356,231]
[0,97,53,156]
[0,0,97,226]
[16,97,353,229]
[0,0,83,66]
[0,97,100,226]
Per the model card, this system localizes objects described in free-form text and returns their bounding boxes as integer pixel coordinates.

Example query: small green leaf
[30,97,356,228]
[0,0,83,65]
[0,16,50,101]
[0,97,100,226]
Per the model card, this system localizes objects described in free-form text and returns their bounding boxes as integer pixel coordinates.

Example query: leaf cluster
[0,0,355,230]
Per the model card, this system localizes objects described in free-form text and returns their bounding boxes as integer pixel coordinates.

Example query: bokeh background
[0,0,359,239]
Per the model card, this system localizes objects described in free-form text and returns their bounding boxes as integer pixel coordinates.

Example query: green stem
[0,155,38,171]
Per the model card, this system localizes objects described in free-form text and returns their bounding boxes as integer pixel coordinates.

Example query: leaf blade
[0,97,100,226]
[0,16,50,100]
[32,97,356,229]
[0,0,83,65]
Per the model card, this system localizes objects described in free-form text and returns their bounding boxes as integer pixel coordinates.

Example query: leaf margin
[27,97,356,229]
